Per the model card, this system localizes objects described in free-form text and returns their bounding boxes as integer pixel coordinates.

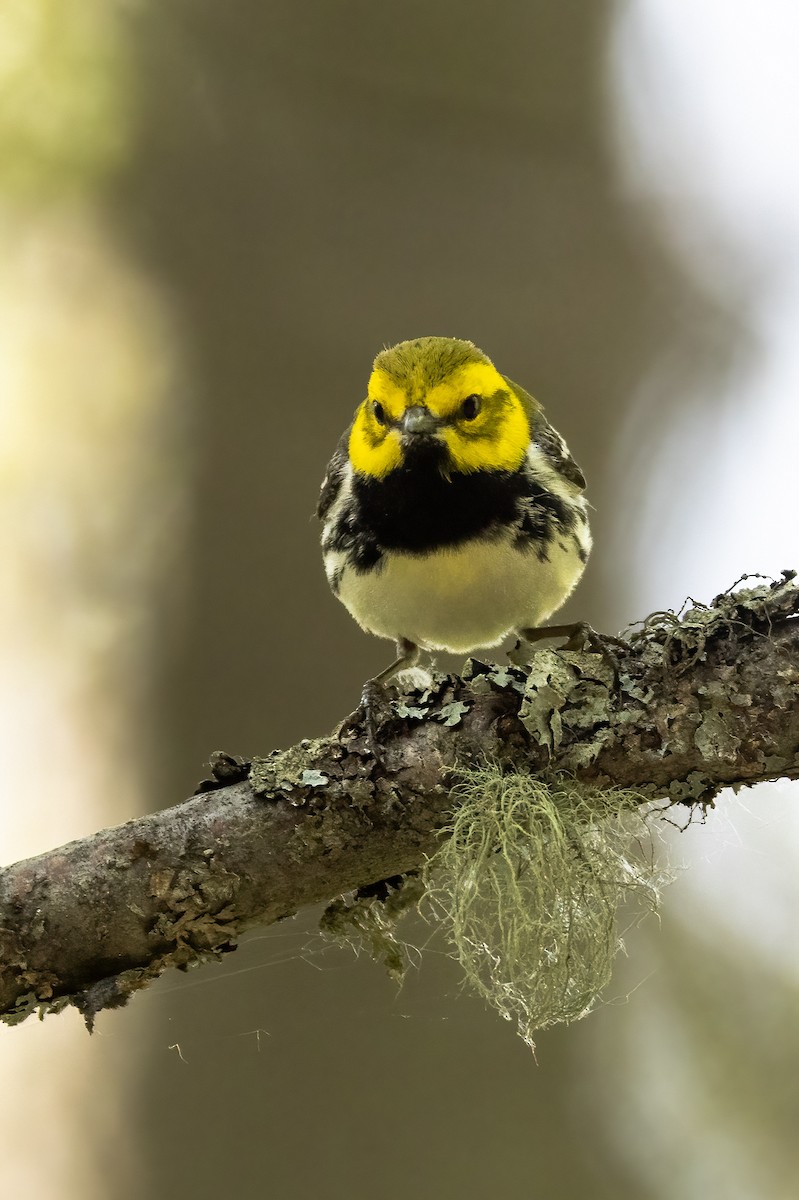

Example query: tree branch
[2,573,798,1028]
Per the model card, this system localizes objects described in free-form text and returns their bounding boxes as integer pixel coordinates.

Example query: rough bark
[2,573,798,1029]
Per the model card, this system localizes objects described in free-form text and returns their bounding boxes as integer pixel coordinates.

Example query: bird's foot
[336,639,422,765]
[359,677,396,767]
[352,638,420,767]
[517,621,631,685]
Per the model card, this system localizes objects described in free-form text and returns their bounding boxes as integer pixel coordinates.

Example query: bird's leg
[360,638,420,765]
[370,637,421,688]
[517,621,630,683]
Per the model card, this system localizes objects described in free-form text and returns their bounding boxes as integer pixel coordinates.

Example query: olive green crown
[374,336,490,392]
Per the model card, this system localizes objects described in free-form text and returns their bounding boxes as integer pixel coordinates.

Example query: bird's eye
[372,400,386,426]
[461,394,481,421]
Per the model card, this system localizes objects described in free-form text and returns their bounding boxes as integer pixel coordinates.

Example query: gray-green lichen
[518,649,615,768]
[436,700,471,727]
[320,873,426,981]
[250,740,331,804]
[424,765,666,1051]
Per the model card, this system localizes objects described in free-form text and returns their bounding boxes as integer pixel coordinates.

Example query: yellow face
[348,359,532,479]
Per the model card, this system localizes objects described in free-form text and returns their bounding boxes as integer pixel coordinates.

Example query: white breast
[334,530,588,653]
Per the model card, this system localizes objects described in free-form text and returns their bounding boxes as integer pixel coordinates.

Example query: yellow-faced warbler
[318,336,593,705]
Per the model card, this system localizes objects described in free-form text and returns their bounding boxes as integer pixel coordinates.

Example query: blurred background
[1,1,797,1196]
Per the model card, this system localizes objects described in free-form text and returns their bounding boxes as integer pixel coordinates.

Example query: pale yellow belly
[336,534,586,652]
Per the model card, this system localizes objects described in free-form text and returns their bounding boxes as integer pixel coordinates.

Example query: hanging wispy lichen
[320,873,426,981]
[424,766,667,1050]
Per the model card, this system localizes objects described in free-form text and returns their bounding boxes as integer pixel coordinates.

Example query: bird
[317,336,594,729]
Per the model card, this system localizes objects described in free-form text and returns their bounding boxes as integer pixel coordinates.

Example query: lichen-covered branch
[2,573,798,1028]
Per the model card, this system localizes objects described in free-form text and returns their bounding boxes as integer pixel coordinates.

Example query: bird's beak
[399,405,440,436]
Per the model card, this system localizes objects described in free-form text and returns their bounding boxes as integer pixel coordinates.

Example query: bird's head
[348,336,534,479]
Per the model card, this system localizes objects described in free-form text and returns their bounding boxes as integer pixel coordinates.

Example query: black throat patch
[352,439,529,553]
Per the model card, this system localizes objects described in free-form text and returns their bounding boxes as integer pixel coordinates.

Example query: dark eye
[461,394,481,420]
[372,400,386,426]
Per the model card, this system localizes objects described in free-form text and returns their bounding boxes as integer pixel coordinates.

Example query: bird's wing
[316,431,350,521]
[503,376,587,492]
[531,411,587,491]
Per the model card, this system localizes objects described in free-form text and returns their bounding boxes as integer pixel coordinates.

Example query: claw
[349,637,421,767]
[518,621,630,687]
[359,678,393,767]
